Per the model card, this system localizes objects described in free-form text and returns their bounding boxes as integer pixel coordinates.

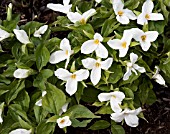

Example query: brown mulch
[0,0,170,134]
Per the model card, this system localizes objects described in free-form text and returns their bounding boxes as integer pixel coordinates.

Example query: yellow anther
[80,18,86,24]
[60,119,65,124]
[94,39,100,45]
[145,14,150,19]
[65,50,69,55]
[71,74,76,79]
[118,11,124,16]
[95,62,101,68]
[122,42,127,48]
[141,35,147,41]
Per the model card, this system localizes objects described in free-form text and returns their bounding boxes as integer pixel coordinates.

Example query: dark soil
[0,0,170,134]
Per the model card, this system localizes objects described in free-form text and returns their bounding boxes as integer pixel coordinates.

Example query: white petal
[134,107,142,115]
[94,33,103,41]
[142,0,154,14]
[9,129,32,134]
[148,13,164,21]
[153,74,166,86]
[123,67,132,80]
[140,41,151,51]
[13,29,31,44]
[82,58,96,69]
[13,69,29,79]
[113,1,124,14]
[82,9,96,21]
[98,92,113,102]
[67,12,82,23]
[81,40,98,54]
[47,4,71,14]
[62,103,69,113]
[116,15,129,24]
[124,9,137,20]
[101,58,113,70]
[63,0,70,5]
[133,64,146,73]
[110,98,122,113]
[137,13,148,25]
[112,91,125,102]
[91,66,101,85]
[125,114,139,127]
[0,109,3,124]
[107,39,122,49]
[95,0,102,3]
[0,28,10,41]
[121,30,133,45]
[95,43,108,58]
[66,79,77,96]
[119,47,129,57]
[145,31,158,42]
[131,28,144,41]
[110,112,124,122]
[130,53,138,64]
[60,38,71,51]
[33,25,48,37]
[49,50,68,64]
[57,116,72,128]
[35,99,42,106]
[42,91,47,97]
[54,68,71,81]
[74,69,89,81]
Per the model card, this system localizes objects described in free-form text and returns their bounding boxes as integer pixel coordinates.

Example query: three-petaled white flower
[35,91,47,106]
[113,0,136,24]
[98,91,125,113]
[0,28,10,41]
[131,28,158,51]
[9,129,32,134]
[111,107,142,127]
[54,68,89,96]
[152,66,166,86]
[49,38,74,69]
[81,33,108,58]
[82,58,113,85]
[13,68,30,79]
[57,116,72,128]
[34,25,48,38]
[137,0,164,25]
[107,30,133,57]
[13,29,31,44]
[123,53,146,80]
[67,9,96,24]
[47,0,72,14]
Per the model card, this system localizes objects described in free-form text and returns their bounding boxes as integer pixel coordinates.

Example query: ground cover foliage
[0,0,170,134]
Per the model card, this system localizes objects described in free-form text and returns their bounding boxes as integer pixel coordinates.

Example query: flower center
[141,35,146,41]
[60,119,65,124]
[112,95,116,98]
[145,14,150,19]
[127,62,133,67]
[122,42,127,48]
[118,11,124,16]
[65,50,69,55]
[80,18,86,24]
[71,74,76,79]
[95,62,101,68]
[94,39,100,45]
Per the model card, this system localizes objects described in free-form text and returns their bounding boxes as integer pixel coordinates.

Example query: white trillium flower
[55,68,89,96]
[0,28,11,41]
[82,58,113,85]
[67,9,96,24]
[59,102,69,115]
[57,116,72,128]
[13,29,31,44]
[113,0,136,24]
[13,68,30,79]
[35,91,47,106]
[131,28,158,51]
[81,33,108,58]
[123,53,146,80]
[9,129,32,134]
[137,0,164,25]
[47,0,72,14]
[152,66,166,86]
[95,0,102,3]
[111,107,142,127]
[49,38,74,68]
[107,30,133,57]
[98,91,125,113]
[34,25,48,38]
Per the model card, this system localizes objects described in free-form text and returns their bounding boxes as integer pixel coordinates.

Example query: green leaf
[18,116,32,129]
[71,119,92,127]
[95,106,113,114]
[121,87,134,99]
[36,120,55,134]
[111,125,125,134]
[89,120,110,130]
[42,83,66,114]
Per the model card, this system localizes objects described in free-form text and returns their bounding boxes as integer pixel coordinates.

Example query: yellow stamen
[65,50,69,55]
[145,14,150,19]
[122,42,127,48]
[118,11,124,16]
[112,95,116,98]
[95,62,101,68]
[141,35,146,41]
[60,119,65,124]
[71,74,76,79]
[94,39,100,45]
[80,18,86,24]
